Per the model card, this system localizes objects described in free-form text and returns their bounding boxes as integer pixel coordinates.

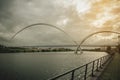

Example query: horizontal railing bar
[48,71,72,80]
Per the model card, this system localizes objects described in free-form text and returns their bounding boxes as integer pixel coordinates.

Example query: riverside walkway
[97,53,120,80]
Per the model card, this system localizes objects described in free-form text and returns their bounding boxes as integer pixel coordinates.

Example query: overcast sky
[0,0,120,46]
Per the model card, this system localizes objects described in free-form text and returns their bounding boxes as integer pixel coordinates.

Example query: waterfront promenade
[97,53,120,80]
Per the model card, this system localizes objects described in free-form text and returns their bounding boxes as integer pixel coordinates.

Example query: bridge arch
[11,23,78,46]
[75,31,120,54]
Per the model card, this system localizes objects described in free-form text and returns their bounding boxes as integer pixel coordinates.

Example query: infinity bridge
[11,23,120,54]
[11,23,120,80]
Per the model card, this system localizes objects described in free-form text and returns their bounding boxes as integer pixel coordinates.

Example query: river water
[0,51,108,80]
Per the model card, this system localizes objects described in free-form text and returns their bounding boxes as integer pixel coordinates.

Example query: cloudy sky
[0,0,120,46]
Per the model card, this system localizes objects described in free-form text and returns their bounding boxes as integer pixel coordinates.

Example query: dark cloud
[0,0,17,32]
[0,0,11,10]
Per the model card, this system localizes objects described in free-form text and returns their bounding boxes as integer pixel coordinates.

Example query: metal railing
[48,54,112,80]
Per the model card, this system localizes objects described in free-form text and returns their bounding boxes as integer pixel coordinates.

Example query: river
[0,51,108,80]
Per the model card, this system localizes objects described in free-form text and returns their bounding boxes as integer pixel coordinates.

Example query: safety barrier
[49,54,112,80]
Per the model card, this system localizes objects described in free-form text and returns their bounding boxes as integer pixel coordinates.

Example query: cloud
[0,0,120,46]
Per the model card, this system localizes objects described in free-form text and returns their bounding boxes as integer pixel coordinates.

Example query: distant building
[0,44,6,48]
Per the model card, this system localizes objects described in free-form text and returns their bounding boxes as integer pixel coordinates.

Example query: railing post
[91,61,95,77]
[71,70,75,80]
[102,57,104,66]
[100,58,102,68]
[84,64,88,80]
[96,59,99,71]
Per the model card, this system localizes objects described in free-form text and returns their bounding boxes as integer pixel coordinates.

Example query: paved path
[98,53,120,80]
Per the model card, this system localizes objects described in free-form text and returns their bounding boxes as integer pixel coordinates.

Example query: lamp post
[118,35,120,45]
[117,35,120,52]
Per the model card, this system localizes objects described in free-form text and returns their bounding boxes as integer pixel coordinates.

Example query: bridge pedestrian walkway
[97,53,120,80]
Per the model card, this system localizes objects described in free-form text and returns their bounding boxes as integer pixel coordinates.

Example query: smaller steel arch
[75,31,120,54]
[11,23,78,47]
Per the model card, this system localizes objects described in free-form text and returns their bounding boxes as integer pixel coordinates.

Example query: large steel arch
[11,23,78,46]
[75,31,120,54]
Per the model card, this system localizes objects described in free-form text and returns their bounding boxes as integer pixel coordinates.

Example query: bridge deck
[97,53,120,80]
